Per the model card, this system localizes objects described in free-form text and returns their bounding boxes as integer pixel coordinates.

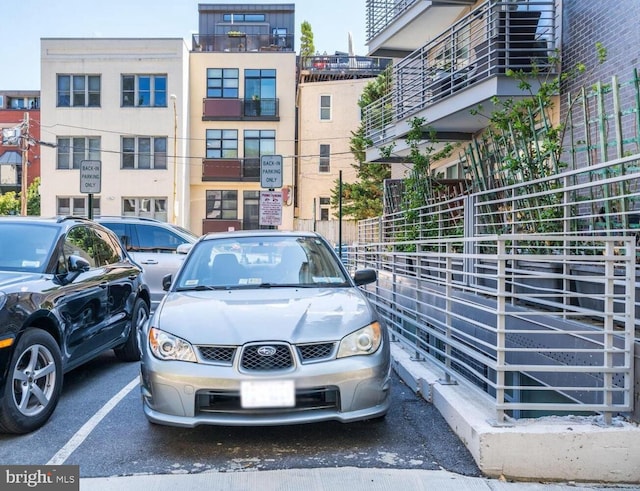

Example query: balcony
[202,98,279,121]
[298,55,392,83]
[192,33,294,53]
[366,0,476,57]
[364,0,556,161]
[202,158,260,181]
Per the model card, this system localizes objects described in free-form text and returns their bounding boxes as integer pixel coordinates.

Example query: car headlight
[337,321,382,358]
[148,327,197,362]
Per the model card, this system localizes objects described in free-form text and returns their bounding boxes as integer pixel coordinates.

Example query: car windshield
[175,235,350,289]
[0,223,58,273]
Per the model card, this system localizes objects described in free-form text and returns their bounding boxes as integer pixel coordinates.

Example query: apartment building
[296,55,392,233]
[0,90,40,197]
[189,3,297,235]
[363,0,557,183]
[39,38,189,223]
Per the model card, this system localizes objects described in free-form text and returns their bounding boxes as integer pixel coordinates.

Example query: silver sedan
[138,230,390,427]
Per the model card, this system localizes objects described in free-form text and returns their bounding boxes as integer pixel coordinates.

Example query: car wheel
[114,298,149,362]
[0,329,63,434]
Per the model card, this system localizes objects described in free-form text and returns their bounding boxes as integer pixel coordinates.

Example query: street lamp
[170,94,178,224]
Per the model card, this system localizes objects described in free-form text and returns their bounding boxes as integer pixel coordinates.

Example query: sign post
[80,160,101,219]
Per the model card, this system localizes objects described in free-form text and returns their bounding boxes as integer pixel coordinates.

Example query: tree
[0,178,41,216]
[330,69,393,220]
[300,21,315,57]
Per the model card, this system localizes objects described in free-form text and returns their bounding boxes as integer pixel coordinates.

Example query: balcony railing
[192,33,294,53]
[202,158,260,181]
[299,55,392,73]
[202,98,279,120]
[363,0,556,144]
[366,0,421,42]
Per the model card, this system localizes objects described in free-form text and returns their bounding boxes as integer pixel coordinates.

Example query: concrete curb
[390,342,640,483]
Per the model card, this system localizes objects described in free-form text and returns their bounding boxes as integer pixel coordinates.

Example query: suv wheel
[0,329,63,434]
[114,298,149,362]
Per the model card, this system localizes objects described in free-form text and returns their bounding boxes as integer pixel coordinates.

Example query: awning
[0,151,21,165]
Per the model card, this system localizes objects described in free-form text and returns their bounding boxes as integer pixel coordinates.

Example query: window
[207,69,239,98]
[57,137,100,170]
[244,69,276,116]
[222,13,265,22]
[57,197,101,217]
[206,190,238,219]
[57,75,100,107]
[244,130,275,179]
[122,75,167,107]
[122,197,168,221]
[319,197,331,221]
[319,144,330,173]
[206,130,238,158]
[320,95,331,120]
[122,137,167,169]
[244,130,275,157]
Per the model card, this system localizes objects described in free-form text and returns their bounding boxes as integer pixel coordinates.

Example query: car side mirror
[162,274,173,291]
[68,255,91,273]
[177,243,192,255]
[353,268,376,286]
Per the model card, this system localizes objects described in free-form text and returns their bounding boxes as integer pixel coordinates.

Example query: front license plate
[240,380,295,408]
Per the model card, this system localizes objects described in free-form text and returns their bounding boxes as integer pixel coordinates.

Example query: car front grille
[240,343,293,371]
[196,341,337,368]
[297,342,336,362]
[197,346,236,365]
[196,387,340,414]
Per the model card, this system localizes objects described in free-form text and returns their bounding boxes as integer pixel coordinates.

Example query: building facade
[39,38,189,223]
[189,3,297,235]
[0,90,40,197]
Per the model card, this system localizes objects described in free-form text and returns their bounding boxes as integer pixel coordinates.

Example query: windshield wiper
[176,285,228,291]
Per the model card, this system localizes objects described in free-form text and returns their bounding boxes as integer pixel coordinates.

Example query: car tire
[0,329,63,434]
[114,298,149,362]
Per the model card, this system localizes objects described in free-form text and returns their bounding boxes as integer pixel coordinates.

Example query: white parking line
[47,376,139,465]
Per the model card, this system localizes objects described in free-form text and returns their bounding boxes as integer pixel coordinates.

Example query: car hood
[0,271,45,291]
[154,288,377,344]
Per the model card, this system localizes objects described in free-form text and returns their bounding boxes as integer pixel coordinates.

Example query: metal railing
[349,235,635,424]
[363,0,556,145]
[192,33,294,53]
[365,0,421,42]
[353,152,640,423]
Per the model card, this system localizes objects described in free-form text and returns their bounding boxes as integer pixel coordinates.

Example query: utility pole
[20,112,29,216]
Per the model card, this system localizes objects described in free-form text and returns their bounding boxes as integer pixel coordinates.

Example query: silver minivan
[96,217,198,310]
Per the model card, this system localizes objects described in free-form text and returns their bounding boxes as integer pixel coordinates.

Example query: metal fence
[352,153,640,424]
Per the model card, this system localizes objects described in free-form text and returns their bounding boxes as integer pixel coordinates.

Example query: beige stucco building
[39,38,190,225]
[295,79,364,222]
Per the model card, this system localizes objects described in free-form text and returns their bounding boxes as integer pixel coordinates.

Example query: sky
[0,0,369,91]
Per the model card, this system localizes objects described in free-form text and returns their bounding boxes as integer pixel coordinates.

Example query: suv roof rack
[95,216,162,222]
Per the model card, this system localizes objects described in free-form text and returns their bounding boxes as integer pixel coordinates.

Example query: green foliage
[300,21,315,57]
[329,73,392,220]
[330,125,391,220]
[0,178,41,216]
[0,192,19,215]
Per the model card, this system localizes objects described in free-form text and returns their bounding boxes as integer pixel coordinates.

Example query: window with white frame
[56,137,100,170]
[320,95,331,120]
[122,74,167,107]
[57,75,101,107]
[319,197,331,221]
[207,68,239,98]
[319,144,330,173]
[122,197,168,220]
[122,136,167,169]
[206,129,238,158]
[57,196,101,217]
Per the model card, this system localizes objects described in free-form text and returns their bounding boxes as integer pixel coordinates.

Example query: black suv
[0,216,150,433]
